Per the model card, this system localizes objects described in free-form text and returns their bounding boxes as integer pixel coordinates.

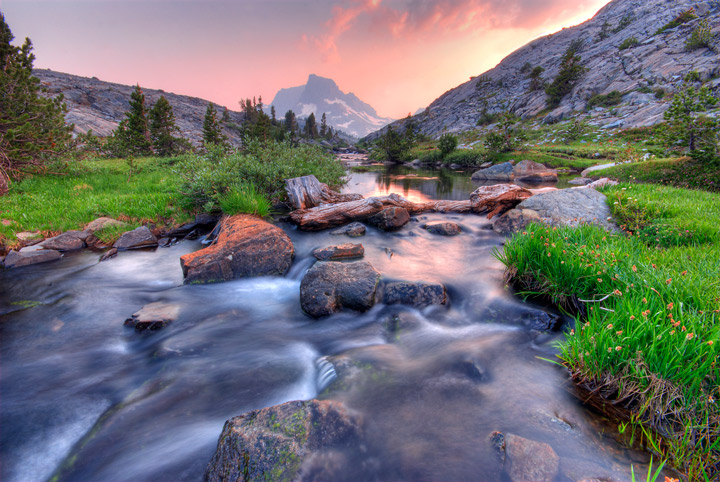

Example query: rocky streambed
[0,166,667,482]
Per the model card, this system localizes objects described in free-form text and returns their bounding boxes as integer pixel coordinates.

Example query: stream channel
[1,165,656,481]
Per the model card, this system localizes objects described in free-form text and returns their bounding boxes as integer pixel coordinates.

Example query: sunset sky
[3,0,612,119]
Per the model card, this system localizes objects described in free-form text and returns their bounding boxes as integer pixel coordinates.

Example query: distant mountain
[269,74,394,138]
[368,0,720,139]
[34,69,244,145]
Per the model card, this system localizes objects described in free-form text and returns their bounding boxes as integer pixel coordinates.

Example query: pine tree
[221,107,231,123]
[320,113,328,138]
[202,103,226,147]
[113,84,153,156]
[270,106,277,125]
[305,112,318,139]
[0,12,72,194]
[149,95,183,156]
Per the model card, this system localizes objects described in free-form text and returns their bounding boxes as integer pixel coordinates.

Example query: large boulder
[471,161,514,181]
[470,184,533,218]
[312,243,364,261]
[39,230,88,251]
[382,281,447,307]
[517,188,615,231]
[513,160,557,183]
[367,206,410,231]
[492,208,542,235]
[3,248,62,268]
[300,261,381,318]
[113,226,158,250]
[180,215,294,284]
[204,399,363,482]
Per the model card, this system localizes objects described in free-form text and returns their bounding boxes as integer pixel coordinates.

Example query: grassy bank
[594,157,720,193]
[497,183,719,479]
[0,141,346,246]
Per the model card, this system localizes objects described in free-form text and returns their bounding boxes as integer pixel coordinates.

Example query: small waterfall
[315,356,337,393]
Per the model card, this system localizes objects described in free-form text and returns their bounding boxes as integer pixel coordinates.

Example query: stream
[1,166,655,481]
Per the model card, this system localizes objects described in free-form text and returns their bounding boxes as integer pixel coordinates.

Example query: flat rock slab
[312,243,364,261]
[382,281,447,307]
[40,230,88,251]
[517,188,615,231]
[330,222,366,237]
[181,215,294,284]
[3,249,62,268]
[124,302,180,331]
[300,261,381,318]
[113,226,158,250]
[367,206,410,231]
[423,221,461,236]
[204,399,363,482]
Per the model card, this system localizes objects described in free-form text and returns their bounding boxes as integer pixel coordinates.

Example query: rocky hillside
[34,69,245,145]
[370,0,719,138]
[269,74,394,138]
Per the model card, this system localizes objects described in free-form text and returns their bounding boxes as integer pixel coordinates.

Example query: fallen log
[469,184,533,219]
[285,175,363,210]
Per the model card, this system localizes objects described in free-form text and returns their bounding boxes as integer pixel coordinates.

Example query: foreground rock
[312,243,364,261]
[204,399,363,482]
[382,281,447,307]
[470,184,533,218]
[124,302,180,332]
[516,188,615,231]
[423,221,461,236]
[329,222,366,237]
[512,160,558,183]
[367,206,410,231]
[40,230,88,251]
[3,249,62,268]
[181,215,294,284]
[300,261,381,317]
[113,226,158,250]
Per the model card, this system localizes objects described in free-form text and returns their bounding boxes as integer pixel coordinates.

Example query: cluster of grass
[655,9,697,35]
[497,183,720,479]
[594,157,720,193]
[0,156,188,243]
[587,91,624,109]
[619,37,640,50]
[176,140,346,214]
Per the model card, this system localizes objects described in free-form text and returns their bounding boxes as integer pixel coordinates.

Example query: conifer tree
[319,113,328,138]
[305,112,318,139]
[221,107,231,123]
[202,103,226,146]
[0,12,72,194]
[113,84,153,156]
[149,95,183,156]
[270,106,277,125]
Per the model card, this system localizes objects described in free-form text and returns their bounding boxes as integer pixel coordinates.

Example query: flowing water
[1,167,656,481]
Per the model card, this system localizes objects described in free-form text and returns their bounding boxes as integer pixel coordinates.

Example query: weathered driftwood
[469,184,533,219]
[285,175,363,210]
[289,193,472,231]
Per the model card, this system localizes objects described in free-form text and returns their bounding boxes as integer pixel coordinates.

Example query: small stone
[99,247,118,262]
[312,243,364,261]
[330,222,366,237]
[423,221,461,236]
[84,217,125,233]
[124,302,180,332]
[113,226,158,250]
[382,281,447,307]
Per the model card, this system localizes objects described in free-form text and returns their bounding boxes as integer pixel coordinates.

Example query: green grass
[217,183,272,217]
[0,156,188,243]
[594,157,720,193]
[497,183,720,479]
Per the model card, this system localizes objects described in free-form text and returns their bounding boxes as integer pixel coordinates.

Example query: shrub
[663,83,719,162]
[528,66,546,91]
[685,19,715,51]
[618,37,639,50]
[612,14,634,33]
[560,119,589,144]
[417,149,443,164]
[484,113,524,155]
[444,149,483,167]
[655,9,697,35]
[476,109,500,126]
[545,45,586,108]
[587,91,624,109]
[376,125,415,162]
[654,87,666,99]
[438,133,458,158]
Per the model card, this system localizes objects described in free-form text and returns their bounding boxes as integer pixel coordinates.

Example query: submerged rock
[329,222,366,237]
[312,243,364,261]
[124,302,180,331]
[423,221,461,236]
[40,230,88,251]
[99,247,118,262]
[113,226,158,250]
[203,399,363,482]
[300,261,381,318]
[367,206,410,231]
[3,248,62,268]
[180,215,294,284]
[503,433,559,482]
[382,281,447,307]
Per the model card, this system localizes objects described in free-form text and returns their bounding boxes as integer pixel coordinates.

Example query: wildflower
[670,330,675,335]
[709,341,714,346]
[686,333,694,340]
[615,346,622,351]
[607,324,613,329]
[561,261,565,264]
[651,263,656,269]
[597,278,603,282]
[547,252,551,257]
[630,315,635,320]
[616,331,623,336]
[607,347,613,353]
[681,326,687,332]
[666,278,672,285]
[667,302,674,310]
[614,289,622,296]
[631,265,637,272]
[681,270,687,276]
[570,329,575,335]
[709,396,715,404]
[642,297,647,303]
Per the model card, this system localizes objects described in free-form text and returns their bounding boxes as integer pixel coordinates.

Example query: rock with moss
[300,261,381,317]
[203,399,363,482]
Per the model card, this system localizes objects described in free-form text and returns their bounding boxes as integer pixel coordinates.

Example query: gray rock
[568,177,593,185]
[329,222,366,237]
[84,217,125,233]
[3,249,62,268]
[492,208,542,235]
[367,206,410,231]
[124,302,180,332]
[99,247,118,262]
[204,399,363,482]
[300,261,381,318]
[503,433,559,482]
[113,226,158,250]
[15,231,43,243]
[517,188,615,231]
[312,243,364,261]
[423,221,461,236]
[40,230,88,251]
[382,281,447,307]
[513,160,557,183]
[471,162,514,181]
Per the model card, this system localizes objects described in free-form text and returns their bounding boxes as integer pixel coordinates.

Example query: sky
[2,0,612,119]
